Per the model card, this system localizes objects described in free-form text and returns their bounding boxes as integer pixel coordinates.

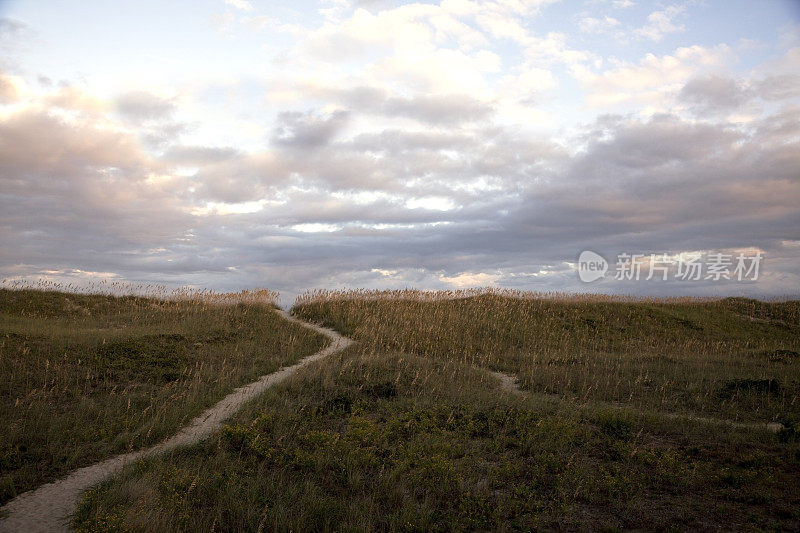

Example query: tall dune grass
[293,289,800,422]
[0,284,326,504]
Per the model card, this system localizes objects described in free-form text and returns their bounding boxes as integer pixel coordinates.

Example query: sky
[0,0,799,303]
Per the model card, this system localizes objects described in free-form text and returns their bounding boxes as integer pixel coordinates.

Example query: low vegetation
[71,289,800,531]
[0,285,328,504]
[293,289,800,423]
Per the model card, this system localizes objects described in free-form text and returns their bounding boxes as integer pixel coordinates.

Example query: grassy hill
[0,288,328,505]
[70,290,800,531]
[292,291,800,422]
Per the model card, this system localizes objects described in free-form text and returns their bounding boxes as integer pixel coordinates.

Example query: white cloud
[474,10,530,43]
[300,6,437,61]
[224,0,252,11]
[428,12,488,49]
[0,72,25,104]
[440,271,501,287]
[190,199,270,216]
[523,32,596,71]
[406,196,457,211]
[291,223,340,233]
[497,64,558,102]
[634,5,686,41]
[578,15,621,35]
[578,44,732,108]
[368,47,502,95]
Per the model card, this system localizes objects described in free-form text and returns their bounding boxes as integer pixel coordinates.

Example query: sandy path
[488,370,523,395]
[488,370,784,433]
[0,310,351,533]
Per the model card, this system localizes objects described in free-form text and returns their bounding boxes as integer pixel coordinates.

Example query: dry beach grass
[294,289,800,422]
[0,284,328,506]
[70,289,800,531]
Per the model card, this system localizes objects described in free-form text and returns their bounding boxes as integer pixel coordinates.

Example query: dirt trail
[488,370,523,395]
[488,370,784,433]
[0,310,351,533]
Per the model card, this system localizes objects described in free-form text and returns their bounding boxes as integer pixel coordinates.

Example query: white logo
[578,250,608,282]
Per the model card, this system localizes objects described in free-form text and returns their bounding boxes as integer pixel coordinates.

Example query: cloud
[293,1,551,96]
[0,107,194,282]
[678,74,751,114]
[379,92,494,124]
[190,153,291,204]
[300,6,437,62]
[224,0,253,11]
[47,85,107,115]
[0,109,148,185]
[0,17,26,35]
[0,72,23,103]
[634,5,686,41]
[115,91,177,122]
[578,15,621,35]
[0,17,33,71]
[8,92,796,294]
[440,271,501,287]
[1,0,799,301]
[578,44,732,108]
[271,110,350,149]
[676,70,800,117]
[751,104,800,145]
[325,86,494,125]
[522,32,596,74]
[474,9,530,43]
[753,74,800,101]
[161,145,240,165]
